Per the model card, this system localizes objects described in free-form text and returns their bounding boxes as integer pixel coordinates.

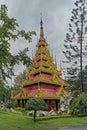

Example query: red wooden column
[49,100,52,111]
[18,100,21,107]
[22,100,25,108]
[55,100,58,111]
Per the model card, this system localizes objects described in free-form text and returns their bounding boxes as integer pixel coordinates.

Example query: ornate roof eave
[36,41,48,47]
[33,55,53,63]
[20,78,68,87]
[29,68,53,75]
[35,46,49,53]
[63,82,70,87]
[12,85,66,100]
[32,62,49,68]
[11,87,61,100]
[12,95,60,100]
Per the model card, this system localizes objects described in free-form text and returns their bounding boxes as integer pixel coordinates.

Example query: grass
[0,111,87,130]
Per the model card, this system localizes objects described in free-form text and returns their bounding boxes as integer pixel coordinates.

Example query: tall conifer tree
[63,0,87,92]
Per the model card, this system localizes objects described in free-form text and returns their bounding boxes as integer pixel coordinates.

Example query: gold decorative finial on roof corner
[60,60,62,71]
[55,55,57,65]
[51,49,53,58]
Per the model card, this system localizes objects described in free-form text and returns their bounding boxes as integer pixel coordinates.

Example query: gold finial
[60,60,62,70]
[39,13,45,42]
[40,12,43,28]
[55,55,57,65]
[51,49,53,57]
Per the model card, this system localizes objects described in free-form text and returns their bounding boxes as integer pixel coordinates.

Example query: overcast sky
[0,0,75,78]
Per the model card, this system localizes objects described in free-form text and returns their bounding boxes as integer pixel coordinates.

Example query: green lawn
[0,111,87,130]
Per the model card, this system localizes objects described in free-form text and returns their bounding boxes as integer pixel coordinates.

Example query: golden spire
[39,18,46,42]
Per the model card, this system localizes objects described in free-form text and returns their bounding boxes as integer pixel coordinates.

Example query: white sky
[0,0,75,79]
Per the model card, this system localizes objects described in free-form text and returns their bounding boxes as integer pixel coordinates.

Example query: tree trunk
[34,110,37,122]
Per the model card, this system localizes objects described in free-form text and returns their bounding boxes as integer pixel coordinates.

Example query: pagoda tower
[12,19,69,111]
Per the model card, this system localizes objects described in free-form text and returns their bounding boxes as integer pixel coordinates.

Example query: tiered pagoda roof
[12,19,69,100]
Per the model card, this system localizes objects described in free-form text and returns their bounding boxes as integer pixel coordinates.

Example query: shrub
[15,107,26,113]
[70,93,87,116]
[5,100,17,108]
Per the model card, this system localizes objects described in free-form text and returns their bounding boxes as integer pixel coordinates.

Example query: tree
[0,80,11,102]
[26,97,48,122]
[0,4,36,81]
[67,65,87,97]
[5,100,17,108]
[11,70,26,94]
[62,0,87,92]
[70,93,87,116]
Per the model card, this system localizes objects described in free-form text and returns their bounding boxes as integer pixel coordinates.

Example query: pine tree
[62,0,87,92]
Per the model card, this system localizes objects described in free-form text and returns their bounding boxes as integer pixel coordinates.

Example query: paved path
[52,125,87,130]
[59,126,87,130]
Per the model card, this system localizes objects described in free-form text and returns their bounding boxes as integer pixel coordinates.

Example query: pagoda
[12,19,69,111]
